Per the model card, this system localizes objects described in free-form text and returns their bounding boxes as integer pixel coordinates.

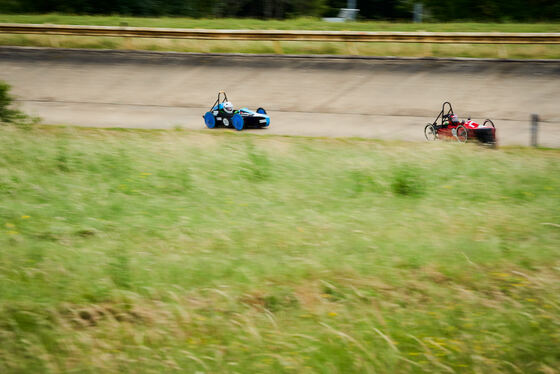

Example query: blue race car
[203,91,270,131]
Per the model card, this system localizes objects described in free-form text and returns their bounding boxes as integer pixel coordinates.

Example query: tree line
[0,0,558,21]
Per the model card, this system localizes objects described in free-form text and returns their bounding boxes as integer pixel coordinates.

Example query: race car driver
[223,101,234,114]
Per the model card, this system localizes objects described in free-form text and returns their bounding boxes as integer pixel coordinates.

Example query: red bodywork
[425,102,497,145]
[436,119,496,144]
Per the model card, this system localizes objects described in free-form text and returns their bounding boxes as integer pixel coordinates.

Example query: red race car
[424,102,496,146]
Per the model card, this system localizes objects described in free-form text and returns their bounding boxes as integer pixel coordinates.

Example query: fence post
[531,114,539,147]
[413,3,423,23]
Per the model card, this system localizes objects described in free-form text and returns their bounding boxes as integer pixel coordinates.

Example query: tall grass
[0,125,559,373]
[2,34,559,59]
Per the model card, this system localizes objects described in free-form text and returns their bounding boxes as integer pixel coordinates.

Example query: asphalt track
[1,46,559,147]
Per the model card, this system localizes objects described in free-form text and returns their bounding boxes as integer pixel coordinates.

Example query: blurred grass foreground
[1,125,559,373]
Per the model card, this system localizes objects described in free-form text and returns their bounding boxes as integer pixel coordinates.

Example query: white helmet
[223,101,234,114]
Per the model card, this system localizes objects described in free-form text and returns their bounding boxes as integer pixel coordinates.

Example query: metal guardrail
[1,23,560,44]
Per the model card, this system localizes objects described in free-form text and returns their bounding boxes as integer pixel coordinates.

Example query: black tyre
[483,119,495,128]
[424,124,437,141]
[455,125,468,143]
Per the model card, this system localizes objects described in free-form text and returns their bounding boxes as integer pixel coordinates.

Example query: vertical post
[413,3,423,23]
[346,0,358,21]
[531,114,539,147]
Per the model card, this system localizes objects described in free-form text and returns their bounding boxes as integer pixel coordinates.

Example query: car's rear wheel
[483,119,495,128]
[424,124,437,141]
[455,125,468,143]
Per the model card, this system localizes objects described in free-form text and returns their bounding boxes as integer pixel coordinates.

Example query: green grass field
[1,14,560,32]
[1,124,559,373]
[0,14,559,58]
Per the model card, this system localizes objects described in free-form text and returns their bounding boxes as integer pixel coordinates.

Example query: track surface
[1,47,559,146]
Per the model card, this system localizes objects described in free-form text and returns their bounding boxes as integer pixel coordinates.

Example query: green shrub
[391,164,425,196]
[0,80,17,123]
[0,80,39,128]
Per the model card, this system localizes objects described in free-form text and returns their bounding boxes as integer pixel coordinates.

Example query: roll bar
[432,102,454,126]
[209,91,229,111]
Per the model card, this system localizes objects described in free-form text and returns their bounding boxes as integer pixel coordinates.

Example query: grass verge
[1,125,559,373]
[2,34,560,59]
[1,14,560,32]
[0,14,559,58]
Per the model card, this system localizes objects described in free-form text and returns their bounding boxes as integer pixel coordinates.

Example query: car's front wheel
[232,114,244,131]
[483,119,495,128]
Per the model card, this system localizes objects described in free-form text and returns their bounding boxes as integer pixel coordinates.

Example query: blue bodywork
[239,108,270,127]
[204,92,270,131]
